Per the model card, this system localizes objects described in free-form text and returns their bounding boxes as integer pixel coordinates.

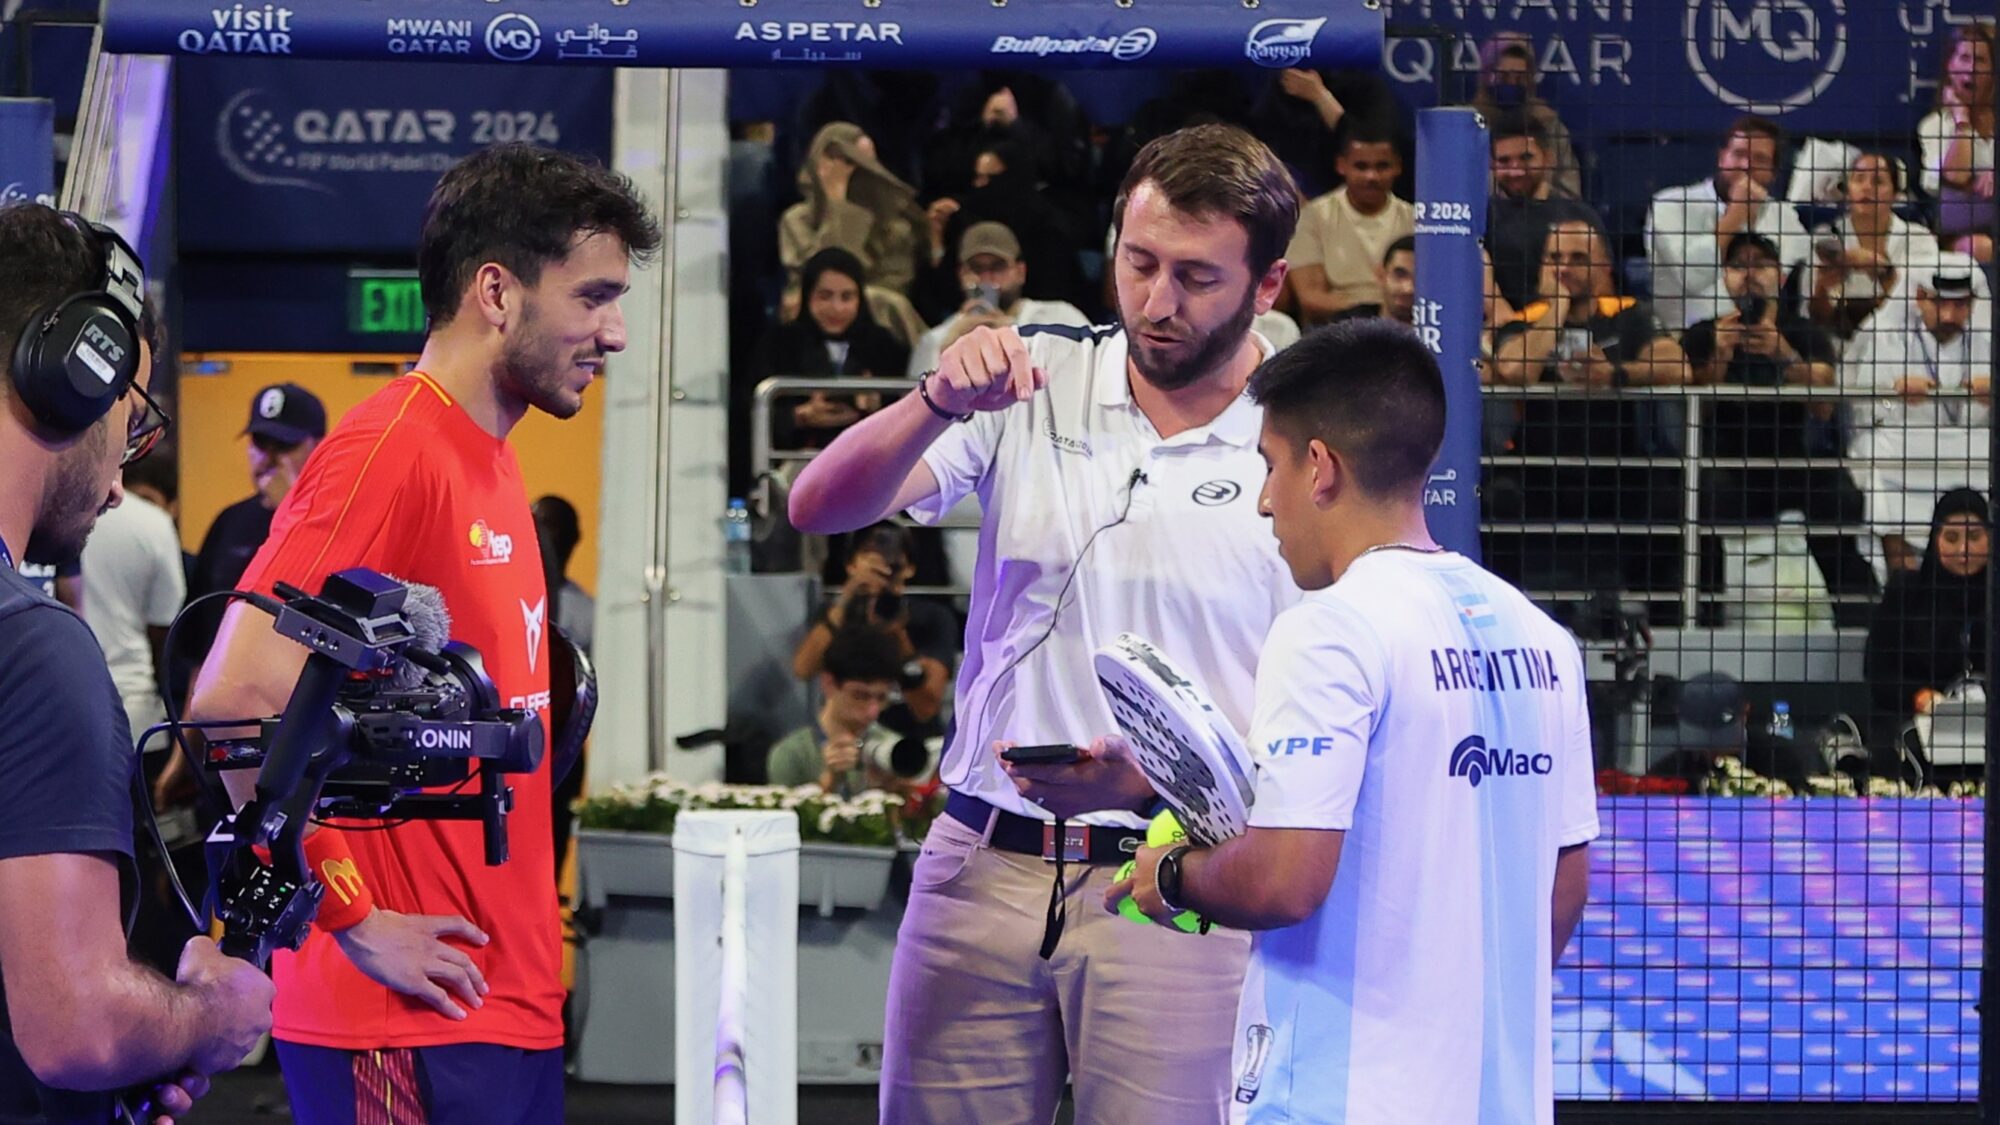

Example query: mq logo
[1684,0,1847,115]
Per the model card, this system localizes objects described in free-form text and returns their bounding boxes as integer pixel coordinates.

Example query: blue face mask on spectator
[1490,83,1527,109]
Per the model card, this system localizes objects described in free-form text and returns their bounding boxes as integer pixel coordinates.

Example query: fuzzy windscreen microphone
[385,577,452,690]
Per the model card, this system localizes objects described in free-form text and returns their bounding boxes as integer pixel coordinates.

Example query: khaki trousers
[880,808,1249,1124]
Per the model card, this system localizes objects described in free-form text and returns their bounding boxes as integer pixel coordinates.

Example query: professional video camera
[182,568,586,968]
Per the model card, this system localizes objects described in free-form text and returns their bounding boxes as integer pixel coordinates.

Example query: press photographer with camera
[0,203,272,1125]
[770,625,925,797]
[182,146,659,1123]
[791,521,955,734]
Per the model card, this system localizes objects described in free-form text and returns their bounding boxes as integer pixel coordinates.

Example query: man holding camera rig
[184,146,659,1123]
[0,203,272,1124]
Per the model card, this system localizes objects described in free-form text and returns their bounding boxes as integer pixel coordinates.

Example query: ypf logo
[484,12,542,61]
[1684,0,1847,115]
[1448,734,1552,789]
[468,518,514,565]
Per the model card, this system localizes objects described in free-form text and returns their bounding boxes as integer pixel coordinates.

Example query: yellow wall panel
[175,352,603,595]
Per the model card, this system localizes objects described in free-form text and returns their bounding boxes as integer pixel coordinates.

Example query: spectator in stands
[907,221,1088,377]
[1472,32,1582,201]
[121,453,193,592]
[792,521,954,739]
[182,382,324,668]
[1487,110,1600,312]
[81,454,185,740]
[1864,488,1988,732]
[1284,125,1414,327]
[1685,232,1876,612]
[1807,152,1942,339]
[1648,115,1811,329]
[1921,21,1996,263]
[793,72,940,189]
[1329,236,1416,325]
[756,247,911,453]
[1649,671,1818,793]
[923,75,1089,202]
[1109,70,1258,198]
[1491,219,1688,544]
[916,137,1091,322]
[1250,67,1408,200]
[1494,218,1689,388]
[781,122,925,302]
[1846,252,1992,572]
[769,623,914,797]
[531,495,592,656]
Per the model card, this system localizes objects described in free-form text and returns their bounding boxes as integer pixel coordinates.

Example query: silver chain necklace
[1355,541,1446,562]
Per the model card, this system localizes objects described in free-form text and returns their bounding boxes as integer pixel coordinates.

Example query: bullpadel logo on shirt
[1448,734,1552,789]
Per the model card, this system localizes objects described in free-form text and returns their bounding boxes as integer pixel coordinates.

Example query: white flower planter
[578,829,895,916]
[798,842,897,917]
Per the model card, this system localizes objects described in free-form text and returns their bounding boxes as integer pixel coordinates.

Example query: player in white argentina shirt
[1114,321,1599,1124]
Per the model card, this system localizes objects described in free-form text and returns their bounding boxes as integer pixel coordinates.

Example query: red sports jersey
[238,372,562,1050]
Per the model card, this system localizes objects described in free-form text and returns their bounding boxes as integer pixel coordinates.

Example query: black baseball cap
[243,383,327,446]
[1723,231,1781,266]
[1675,671,1746,750]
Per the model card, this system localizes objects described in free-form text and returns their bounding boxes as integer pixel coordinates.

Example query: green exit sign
[347,271,426,335]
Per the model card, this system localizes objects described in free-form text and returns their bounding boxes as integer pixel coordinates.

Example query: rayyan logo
[1244,17,1326,68]
[179,3,294,55]
[484,13,543,62]
[1684,0,1847,115]
[0,182,53,207]
[469,519,514,566]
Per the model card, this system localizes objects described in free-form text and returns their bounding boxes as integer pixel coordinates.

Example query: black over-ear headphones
[8,213,147,434]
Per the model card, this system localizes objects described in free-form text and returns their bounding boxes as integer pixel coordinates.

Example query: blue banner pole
[1414,106,1487,563]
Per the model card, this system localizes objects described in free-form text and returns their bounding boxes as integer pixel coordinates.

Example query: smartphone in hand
[1001,743,1083,766]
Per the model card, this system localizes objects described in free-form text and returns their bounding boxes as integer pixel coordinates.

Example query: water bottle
[723,497,753,575]
[1767,701,1794,742]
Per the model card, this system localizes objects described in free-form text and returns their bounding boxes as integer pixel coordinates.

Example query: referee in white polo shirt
[790,124,1301,1124]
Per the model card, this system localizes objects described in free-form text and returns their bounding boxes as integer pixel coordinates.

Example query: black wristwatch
[1156,844,1194,913]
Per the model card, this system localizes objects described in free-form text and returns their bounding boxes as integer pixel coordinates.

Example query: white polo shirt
[908,324,1298,827]
[1232,551,1599,1124]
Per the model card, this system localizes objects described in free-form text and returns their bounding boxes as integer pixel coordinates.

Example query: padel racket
[1094,632,1254,848]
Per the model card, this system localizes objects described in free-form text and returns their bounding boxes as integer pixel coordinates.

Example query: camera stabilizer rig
[201,569,544,968]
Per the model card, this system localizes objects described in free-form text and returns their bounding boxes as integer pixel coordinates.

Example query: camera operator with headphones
[0,203,273,1124]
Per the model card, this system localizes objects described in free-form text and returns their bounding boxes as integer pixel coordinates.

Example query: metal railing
[752,376,1984,617]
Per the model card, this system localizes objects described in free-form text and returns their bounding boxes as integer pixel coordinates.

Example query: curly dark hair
[418,144,663,327]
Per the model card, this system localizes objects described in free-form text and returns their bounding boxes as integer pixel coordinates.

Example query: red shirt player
[188,145,660,1124]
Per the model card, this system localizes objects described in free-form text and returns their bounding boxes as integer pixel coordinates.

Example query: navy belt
[942,790,1146,865]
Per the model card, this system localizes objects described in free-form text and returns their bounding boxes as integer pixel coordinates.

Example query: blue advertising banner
[0,99,57,209]
[1559,798,1978,1100]
[1385,0,1977,139]
[1414,108,1485,562]
[108,0,1382,70]
[175,59,612,252]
